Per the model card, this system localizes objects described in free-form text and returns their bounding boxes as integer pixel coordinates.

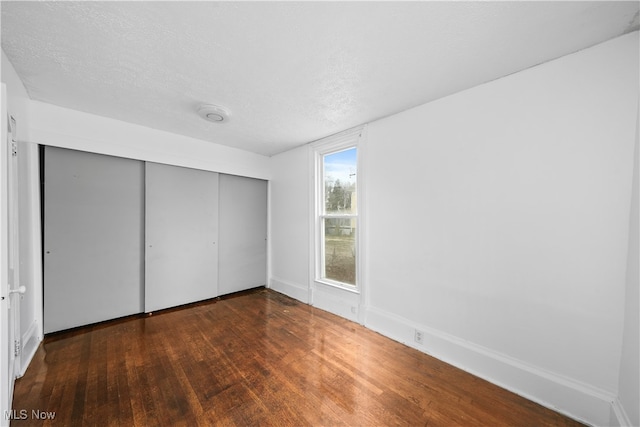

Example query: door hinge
[14,339,21,357]
[10,116,17,157]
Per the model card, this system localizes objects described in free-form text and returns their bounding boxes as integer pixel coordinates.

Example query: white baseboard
[19,320,41,378]
[365,305,615,427]
[269,277,309,303]
[267,281,620,427]
[611,397,633,427]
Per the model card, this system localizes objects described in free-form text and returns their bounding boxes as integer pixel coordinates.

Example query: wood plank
[12,289,584,426]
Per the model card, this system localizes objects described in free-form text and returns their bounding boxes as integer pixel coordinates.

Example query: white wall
[615,106,639,427]
[365,31,638,425]
[269,32,639,426]
[1,49,42,375]
[269,145,311,303]
[29,101,271,180]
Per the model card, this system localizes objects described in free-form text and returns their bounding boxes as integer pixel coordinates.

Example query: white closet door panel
[145,163,219,312]
[44,147,144,333]
[218,174,267,295]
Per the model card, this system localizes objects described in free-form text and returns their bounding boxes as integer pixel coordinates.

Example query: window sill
[314,279,360,295]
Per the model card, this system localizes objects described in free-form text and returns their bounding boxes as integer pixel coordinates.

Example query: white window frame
[311,126,365,293]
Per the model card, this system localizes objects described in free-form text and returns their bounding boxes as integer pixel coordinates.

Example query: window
[322,148,357,285]
[314,127,362,290]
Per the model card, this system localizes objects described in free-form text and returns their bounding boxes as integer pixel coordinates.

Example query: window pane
[323,218,356,285]
[324,148,357,215]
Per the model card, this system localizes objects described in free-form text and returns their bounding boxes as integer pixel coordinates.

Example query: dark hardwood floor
[11,288,583,426]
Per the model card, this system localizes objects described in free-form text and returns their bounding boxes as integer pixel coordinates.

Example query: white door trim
[1,83,15,427]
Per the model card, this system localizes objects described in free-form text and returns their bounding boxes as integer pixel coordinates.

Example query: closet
[43,147,267,333]
[145,162,219,312]
[218,174,267,295]
[43,148,144,333]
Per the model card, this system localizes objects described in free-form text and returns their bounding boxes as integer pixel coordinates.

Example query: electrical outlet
[351,306,357,314]
[414,329,424,345]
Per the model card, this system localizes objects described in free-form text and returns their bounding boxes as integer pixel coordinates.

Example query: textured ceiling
[2,2,639,156]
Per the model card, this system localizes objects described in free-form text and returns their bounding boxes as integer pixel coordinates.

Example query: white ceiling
[2,1,639,156]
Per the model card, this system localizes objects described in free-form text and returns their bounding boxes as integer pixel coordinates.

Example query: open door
[0,82,10,427]
[7,116,22,379]
[1,84,23,426]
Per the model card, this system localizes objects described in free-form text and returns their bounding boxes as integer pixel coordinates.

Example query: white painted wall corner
[611,397,633,427]
[269,277,309,304]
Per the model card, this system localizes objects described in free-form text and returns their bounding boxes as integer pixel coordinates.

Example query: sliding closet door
[145,163,219,312]
[44,147,144,333]
[218,174,267,295]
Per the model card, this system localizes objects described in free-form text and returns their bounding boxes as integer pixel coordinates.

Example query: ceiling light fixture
[198,104,230,123]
